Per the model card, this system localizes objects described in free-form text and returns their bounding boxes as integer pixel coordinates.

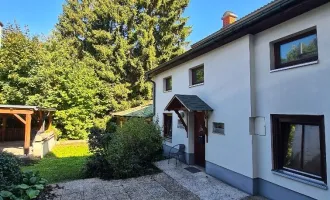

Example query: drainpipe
[146,76,156,117]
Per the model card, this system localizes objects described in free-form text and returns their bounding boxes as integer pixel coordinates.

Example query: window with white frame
[163,76,172,92]
[190,65,204,86]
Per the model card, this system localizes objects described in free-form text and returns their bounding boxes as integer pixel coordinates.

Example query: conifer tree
[57,0,191,109]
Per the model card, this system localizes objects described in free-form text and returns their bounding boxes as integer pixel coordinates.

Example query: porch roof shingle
[165,94,213,112]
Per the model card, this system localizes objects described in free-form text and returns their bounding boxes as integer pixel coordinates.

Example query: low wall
[32,132,56,158]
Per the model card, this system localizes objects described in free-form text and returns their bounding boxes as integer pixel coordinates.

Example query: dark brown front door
[194,112,206,167]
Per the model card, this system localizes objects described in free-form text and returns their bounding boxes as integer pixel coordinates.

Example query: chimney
[0,21,3,48]
[222,11,238,27]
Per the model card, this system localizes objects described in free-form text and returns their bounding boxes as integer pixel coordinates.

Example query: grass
[22,142,91,184]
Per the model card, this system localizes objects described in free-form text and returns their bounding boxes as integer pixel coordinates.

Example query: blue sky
[0,0,272,44]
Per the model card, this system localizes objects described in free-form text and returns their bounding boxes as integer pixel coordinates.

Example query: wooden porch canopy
[165,94,213,139]
[0,105,56,154]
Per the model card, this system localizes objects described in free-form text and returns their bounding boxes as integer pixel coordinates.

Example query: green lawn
[22,143,91,184]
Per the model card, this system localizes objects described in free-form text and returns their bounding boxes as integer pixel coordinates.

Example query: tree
[0,24,105,139]
[0,24,46,105]
[57,0,191,109]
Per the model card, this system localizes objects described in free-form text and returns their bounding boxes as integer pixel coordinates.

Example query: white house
[146,0,330,199]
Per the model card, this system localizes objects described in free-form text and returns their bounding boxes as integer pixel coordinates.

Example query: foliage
[22,143,91,183]
[84,118,115,179]
[0,171,47,200]
[57,0,191,106]
[0,25,104,139]
[105,118,163,179]
[0,152,22,191]
[0,0,191,139]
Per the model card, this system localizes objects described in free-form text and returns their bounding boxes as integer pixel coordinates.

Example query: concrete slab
[52,173,199,200]
[51,159,267,200]
[155,159,267,200]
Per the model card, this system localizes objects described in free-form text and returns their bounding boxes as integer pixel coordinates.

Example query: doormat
[184,167,201,173]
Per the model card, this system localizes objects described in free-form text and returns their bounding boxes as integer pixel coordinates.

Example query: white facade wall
[253,3,330,199]
[154,35,254,178]
[153,2,330,199]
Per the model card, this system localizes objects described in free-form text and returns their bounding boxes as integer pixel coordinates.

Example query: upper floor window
[271,114,327,184]
[164,76,172,92]
[190,65,204,86]
[273,29,318,69]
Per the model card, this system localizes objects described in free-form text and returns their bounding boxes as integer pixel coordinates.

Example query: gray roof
[146,0,328,78]
[165,94,213,112]
[0,105,56,111]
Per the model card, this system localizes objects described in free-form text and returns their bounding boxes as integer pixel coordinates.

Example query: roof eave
[146,0,329,78]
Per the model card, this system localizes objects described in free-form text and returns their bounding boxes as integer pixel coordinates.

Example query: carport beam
[1,116,6,142]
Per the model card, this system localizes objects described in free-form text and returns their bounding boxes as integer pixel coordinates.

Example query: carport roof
[0,105,56,111]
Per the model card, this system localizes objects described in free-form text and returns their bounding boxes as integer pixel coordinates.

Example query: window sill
[270,60,318,73]
[272,170,328,190]
[213,132,225,135]
[163,90,172,93]
[189,83,204,88]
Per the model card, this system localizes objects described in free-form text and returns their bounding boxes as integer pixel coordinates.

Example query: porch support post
[204,111,208,143]
[24,114,32,155]
[48,112,53,130]
[174,110,188,137]
[38,111,44,132]
[1,115,7,142]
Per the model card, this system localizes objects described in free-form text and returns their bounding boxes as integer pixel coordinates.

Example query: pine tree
[57,0,191,110]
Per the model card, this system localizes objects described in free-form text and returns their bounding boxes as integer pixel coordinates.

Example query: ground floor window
[163,113,172,141]
[271,114,327,183]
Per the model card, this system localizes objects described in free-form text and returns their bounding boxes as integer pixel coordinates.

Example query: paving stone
[52,161,267,200]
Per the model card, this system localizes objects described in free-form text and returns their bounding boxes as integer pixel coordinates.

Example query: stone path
[52,159,266,200]
[52,173,199,200]
[155,159,264,200]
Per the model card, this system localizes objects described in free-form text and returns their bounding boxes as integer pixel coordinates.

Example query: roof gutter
[146,78,156,117]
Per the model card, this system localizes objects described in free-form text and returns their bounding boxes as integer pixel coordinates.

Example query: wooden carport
[0,105,56,154]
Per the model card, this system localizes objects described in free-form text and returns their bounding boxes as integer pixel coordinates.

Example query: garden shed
[0,105,56,155]
[111,102,153,127]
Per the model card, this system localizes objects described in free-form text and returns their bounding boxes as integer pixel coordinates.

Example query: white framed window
[189,65,204,86]
[163,76,172,92]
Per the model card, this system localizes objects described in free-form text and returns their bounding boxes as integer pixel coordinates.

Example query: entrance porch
[164,94,213,167]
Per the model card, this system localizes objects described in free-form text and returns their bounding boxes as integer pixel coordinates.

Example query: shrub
[84,154,113,179]
[106,118,163,179]
[0,152,22,191]
[84,122,114,179]
[0,171,47,200]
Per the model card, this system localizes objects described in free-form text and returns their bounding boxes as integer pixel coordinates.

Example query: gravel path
[52,173,199,200]
[51,159,267,200]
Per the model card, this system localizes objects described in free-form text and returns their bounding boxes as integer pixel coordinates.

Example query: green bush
[84,126,113,179]
[0,171,47,200]
[106,118,163,179]
[0,152,22,191]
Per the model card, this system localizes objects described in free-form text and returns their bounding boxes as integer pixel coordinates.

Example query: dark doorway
[194,112,206,167]
[163,113,173,140]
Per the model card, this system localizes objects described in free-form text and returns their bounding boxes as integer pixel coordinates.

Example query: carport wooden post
[24,114,32,154]
[1,115,6,142]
